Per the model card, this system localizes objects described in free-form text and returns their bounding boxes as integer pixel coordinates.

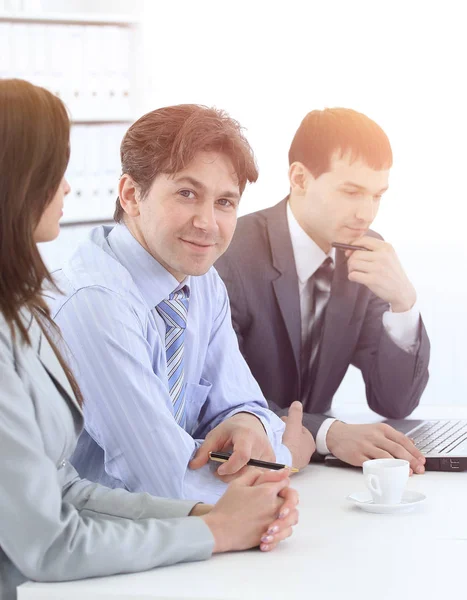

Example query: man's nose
[193,203,218,233]
[355,196,376,222]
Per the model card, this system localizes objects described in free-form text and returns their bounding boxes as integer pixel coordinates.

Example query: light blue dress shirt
[50,224,291,504]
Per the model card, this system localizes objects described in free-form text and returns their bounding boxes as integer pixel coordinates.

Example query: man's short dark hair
[114,104,258,222]
[288,107,393,176]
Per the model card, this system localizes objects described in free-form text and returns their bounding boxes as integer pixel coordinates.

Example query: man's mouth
[181,239,216,248]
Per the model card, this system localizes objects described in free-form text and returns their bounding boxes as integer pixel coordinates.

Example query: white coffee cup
[362,458,410,505]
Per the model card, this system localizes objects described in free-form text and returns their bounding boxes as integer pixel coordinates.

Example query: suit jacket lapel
[310,248,359,402]
[29,316,83,414]
[266,199,302,375]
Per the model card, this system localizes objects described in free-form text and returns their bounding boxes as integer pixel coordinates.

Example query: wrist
[325,420,347,453]
[201,513,228,554]
[189,502,213,517]
[390,291,417,313]
[229,411,267,435]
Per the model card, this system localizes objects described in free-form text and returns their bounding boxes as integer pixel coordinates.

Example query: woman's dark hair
[0,78,83,405]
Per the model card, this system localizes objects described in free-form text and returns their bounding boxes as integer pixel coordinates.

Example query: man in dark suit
[216,108,430,474]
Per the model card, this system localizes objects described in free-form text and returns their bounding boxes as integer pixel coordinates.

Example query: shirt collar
[107,223,190,309]
[286,201,335,284]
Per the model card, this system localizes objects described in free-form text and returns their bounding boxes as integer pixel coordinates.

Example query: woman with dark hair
[0,79,299,600]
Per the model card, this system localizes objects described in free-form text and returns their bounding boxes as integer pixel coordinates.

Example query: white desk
[19,406,467,600]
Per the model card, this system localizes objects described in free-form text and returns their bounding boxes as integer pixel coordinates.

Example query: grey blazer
[215,199,430,442]
[0,311,213,600]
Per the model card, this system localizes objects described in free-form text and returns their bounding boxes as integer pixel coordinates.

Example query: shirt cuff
[382,302,420,354]
[251,410,293,467]
[316,418,337,455]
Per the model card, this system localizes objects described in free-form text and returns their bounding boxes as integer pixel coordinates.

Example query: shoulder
[218,203,280,269]
[0,312,14,354]
[48,240,144,320]
[192,267,228,302]
[0,309,38,365]
[231,207,269,248]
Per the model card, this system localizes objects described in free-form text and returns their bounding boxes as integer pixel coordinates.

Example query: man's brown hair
[114,104,258,222]
[289,107,393,176]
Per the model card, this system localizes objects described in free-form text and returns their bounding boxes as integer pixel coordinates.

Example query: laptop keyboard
[412,420,467,454]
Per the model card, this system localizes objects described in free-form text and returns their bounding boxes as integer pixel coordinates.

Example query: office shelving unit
[0,9,140,266]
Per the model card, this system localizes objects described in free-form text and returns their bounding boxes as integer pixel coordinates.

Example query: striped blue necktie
[156,286,190,427]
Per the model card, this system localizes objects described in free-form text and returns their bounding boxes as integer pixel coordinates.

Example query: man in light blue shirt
[51,104,314,504]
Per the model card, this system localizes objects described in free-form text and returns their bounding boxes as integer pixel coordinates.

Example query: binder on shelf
[67,25,85,118]
[0,23,12,78]
[28,25,47,87]
[3,15,135,227]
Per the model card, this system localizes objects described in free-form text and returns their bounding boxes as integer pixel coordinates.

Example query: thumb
[189,437,221,470]
[283,401,303,436]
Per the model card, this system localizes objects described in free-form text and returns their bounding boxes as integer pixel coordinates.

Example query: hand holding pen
[333,236,417,312]
[191,402,315,482]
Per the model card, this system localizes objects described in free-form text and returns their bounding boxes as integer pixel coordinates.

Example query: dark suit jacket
[215,198,430,442]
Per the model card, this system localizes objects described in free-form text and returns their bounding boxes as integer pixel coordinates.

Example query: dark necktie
[300,257,334,402]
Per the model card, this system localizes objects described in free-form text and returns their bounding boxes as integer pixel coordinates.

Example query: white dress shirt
[286,203,420,454]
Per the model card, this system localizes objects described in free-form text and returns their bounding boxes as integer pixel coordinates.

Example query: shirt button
[60,460,67,468]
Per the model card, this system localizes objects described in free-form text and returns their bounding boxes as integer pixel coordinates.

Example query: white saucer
[346,490,427,514]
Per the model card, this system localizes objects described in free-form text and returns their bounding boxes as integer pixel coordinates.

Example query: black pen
[209,451,299,473]
[332,242,370,252]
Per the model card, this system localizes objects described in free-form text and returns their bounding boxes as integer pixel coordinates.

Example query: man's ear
[118,174,141,217]
[288,162,311,196]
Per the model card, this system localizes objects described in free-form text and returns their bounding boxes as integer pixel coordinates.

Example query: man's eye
[345,190,360,197]
[179,189,195,198]
[217,198,235,208]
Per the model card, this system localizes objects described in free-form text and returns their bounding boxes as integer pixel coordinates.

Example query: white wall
[136,0,467,406]
[34,0,467,406]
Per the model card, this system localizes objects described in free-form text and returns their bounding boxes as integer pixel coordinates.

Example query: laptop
[324,419,467,471]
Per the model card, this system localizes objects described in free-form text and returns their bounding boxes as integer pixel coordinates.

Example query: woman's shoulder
[0,308,37,354]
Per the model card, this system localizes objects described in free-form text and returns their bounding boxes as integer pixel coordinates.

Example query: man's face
[290,152,390,252]
[128,151,241,281]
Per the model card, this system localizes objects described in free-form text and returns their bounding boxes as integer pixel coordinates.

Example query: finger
[352,235,385,251]
[217,437,253,476]
[383,427,426,462]
[189,432,229,470]
[348,250,376,264]
[274,488,298,520]
[256,477,291,504]
[254,468,291,485]
[347,259,377,274]
[367,448,393,460]
[347,270,373,286]
[229,465,263,487]
[382,439,425,474]
[215,464,255,484]
[278,485,299,505]
[265,507,299,535]
[345,452,370,467]
[260,526,294,550]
